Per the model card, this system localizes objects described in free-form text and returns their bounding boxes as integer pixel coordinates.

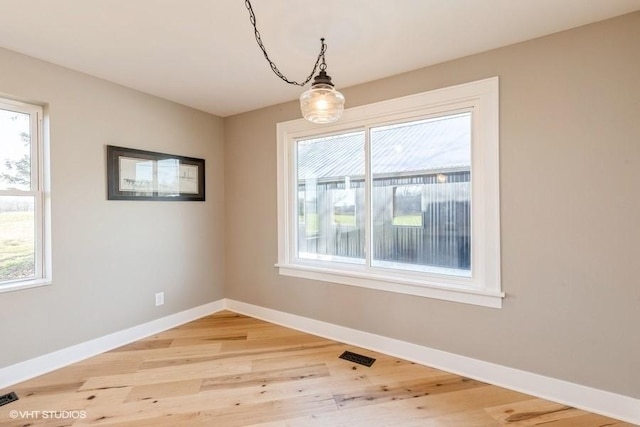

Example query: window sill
[276,263,504,309]
[0,278,52,294]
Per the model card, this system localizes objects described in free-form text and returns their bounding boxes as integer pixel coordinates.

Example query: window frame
[276,77,502,308]
[0,97,51,293]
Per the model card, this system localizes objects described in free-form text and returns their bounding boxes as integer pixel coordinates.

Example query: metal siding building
[297,114,472,271]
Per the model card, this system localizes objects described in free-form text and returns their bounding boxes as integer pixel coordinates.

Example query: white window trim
[276,77,502,308]
[0,98,51,293]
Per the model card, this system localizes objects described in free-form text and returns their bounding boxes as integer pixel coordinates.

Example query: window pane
[0,196,35,282]
[297,131,365,264]
[371,113,472,276]
[393,185,423,227]
[0,108,32,191]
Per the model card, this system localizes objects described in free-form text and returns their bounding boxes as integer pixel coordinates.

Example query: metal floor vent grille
[339,351,376,367]
[0,392,18,407]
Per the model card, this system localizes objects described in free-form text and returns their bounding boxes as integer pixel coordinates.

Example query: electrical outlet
[155,292,164,306]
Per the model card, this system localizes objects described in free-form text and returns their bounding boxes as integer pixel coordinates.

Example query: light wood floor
[0,311,633,426]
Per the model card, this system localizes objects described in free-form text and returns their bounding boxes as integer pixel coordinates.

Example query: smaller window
[392,185,423,227]
[333,185,356,227]
[0,98,50,293]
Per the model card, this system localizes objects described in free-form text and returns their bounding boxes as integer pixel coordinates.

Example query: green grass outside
[334,214,356,227]
[303,213,420,230]
[300,213,357,235]
[303,213,319,236]
[0,211,35,281]
[392,214,423,227]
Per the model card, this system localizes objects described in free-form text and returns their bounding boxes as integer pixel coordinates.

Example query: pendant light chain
[244,0,327,87]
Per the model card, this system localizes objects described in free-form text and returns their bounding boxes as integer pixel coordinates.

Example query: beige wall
[224,12,640,398]
[0,47,225,367]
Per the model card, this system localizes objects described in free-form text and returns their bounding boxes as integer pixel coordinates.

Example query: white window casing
[0,98,51,293]
[277,77,502,308]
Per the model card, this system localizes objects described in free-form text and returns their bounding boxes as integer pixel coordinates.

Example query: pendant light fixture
[244,1,345,124]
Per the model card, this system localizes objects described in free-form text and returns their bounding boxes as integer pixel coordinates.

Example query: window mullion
[33,110,43,279]
[34,191,44,278]
[290,137,299,263]
[364,125,372,268]
[30,110,39,192]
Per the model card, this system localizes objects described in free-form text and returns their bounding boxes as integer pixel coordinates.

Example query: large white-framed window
[0,98,51,293]
[277,77,502,308]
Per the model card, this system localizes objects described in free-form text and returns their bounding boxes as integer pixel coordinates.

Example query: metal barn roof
[297,113,471,181]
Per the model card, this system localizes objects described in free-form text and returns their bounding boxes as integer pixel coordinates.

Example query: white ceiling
[0,0,638,117]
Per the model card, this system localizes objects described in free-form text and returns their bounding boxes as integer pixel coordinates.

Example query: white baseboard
[224,298,640,425]
[0,299,225,389]
[2,297,638,425]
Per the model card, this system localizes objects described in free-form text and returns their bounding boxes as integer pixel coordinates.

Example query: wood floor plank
[485,398,588,425]
[125,379,203,402]
[3,386,131,413]
[333,374,487,410]
[196,393,339,427]
[121,342,223,362]
[250,344,348,371]
[526,413,634,426]
[246,325,309,341]
[0,310,633,426]
[200,363,330,392]
[247,407,501,427]
[110,339,174,352]
[79,359,252,391]
[169,334,247,347]
[219,333,331,354]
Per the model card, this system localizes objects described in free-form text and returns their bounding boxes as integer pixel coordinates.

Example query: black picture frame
[106,145,205,201]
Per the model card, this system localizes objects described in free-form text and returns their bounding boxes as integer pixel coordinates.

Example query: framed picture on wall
[106,145,205,201]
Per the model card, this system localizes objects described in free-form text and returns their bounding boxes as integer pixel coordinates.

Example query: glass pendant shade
[299,71,345,124]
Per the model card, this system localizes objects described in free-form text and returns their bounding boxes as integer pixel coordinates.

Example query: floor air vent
[339,351,376,367]
[0,392,18,407]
